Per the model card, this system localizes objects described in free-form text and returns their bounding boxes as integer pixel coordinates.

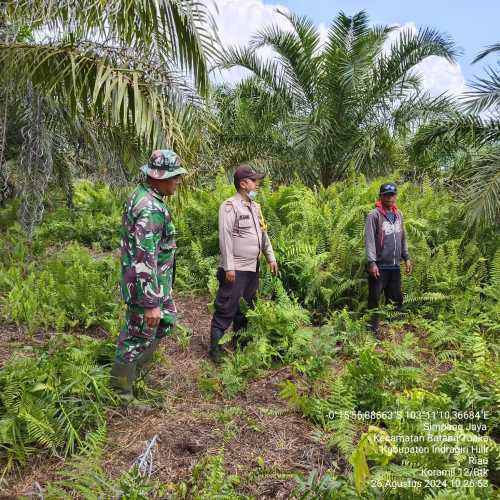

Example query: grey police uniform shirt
[218,192,276,272]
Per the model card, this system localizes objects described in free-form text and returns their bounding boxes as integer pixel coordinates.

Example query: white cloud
[206,0,292,84]
[206,3,465,96]
[415,56,465,97]
[207,0,289,46]
[384,22,465,97]
[317,22,329,46]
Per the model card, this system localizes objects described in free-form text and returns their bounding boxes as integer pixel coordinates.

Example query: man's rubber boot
[369,314,381,339]
[110,360,149,409]
[137,338,161,375]
[110,359,136,403]
[209,327,225,364]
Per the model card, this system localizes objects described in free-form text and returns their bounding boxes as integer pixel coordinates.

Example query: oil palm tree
[413,43,500,226]
[217,10,458,186]
[1,1,216,129]
[0,0,217,235]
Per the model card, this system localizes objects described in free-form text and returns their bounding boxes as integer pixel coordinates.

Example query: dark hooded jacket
[365,201,410,268]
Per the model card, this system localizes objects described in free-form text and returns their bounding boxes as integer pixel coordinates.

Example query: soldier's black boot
[209,327,225,364]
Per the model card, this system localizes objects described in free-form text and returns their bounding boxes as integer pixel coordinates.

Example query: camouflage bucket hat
[141,149,187,180]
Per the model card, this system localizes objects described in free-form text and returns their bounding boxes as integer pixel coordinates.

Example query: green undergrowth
[2,243,121,334]
[278,318,500,498]
[197,279,342,399]
[173,174,499,320]
[0,178,498,497]
[36,179,126,251]
[40,424,168,499]
[43,444,251,499]
[0,335,116,477]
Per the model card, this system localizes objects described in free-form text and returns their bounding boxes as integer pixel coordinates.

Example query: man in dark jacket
[365,183,412,334]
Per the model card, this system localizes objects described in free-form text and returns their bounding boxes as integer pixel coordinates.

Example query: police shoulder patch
[224,199,234,213]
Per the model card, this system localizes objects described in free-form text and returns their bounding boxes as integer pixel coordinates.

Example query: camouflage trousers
[115,301,176,364]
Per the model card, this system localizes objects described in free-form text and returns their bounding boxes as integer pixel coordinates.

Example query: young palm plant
[217,10,458,186]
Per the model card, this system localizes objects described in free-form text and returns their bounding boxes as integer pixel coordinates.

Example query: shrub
[173,451,247,499]
[0,334,115,472]
[345,347,393,411]
[4,243,120,333]
[210,290,312,398]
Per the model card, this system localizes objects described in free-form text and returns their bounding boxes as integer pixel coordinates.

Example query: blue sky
[265,0,499,83]
[210,0,498,95]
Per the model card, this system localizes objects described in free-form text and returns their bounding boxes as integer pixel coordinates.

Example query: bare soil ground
[0,294,334,498]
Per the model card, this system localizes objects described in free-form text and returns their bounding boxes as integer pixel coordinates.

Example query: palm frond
[391,92,456,132]
[8,0,217,92]
[370,26,459,106]
[323,11,381,93]
[472,42,500,64]
[412,114,500,152]
[463,66,500,114]
[250,10,320,106]
[0,40,195,145]
[217,45,294,102]
[461,148,500,226]
[327,10,371,53]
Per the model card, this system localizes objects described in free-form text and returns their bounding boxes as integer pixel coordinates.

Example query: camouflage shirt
[120,183,176,308]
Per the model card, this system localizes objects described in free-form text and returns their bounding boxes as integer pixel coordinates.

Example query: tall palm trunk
[0,84,14,207]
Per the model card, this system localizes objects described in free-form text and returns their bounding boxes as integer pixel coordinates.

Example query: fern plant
[0,334,116,473]
[172,451,249,499]
[44,423,167,499]
[4,243,120,333]
[292,469,359,499]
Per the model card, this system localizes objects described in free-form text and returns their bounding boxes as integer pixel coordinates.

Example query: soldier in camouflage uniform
[111,149,186,404]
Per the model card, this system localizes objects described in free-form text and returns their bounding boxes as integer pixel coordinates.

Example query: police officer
[209,165,278,363]
[365,182,412,335]
[111,149,186,405]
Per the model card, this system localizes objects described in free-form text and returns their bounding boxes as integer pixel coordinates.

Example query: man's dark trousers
[211,267,259,334]
[368,269,403,332]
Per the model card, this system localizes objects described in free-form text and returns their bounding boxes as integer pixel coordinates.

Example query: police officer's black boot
[209,327,225,364]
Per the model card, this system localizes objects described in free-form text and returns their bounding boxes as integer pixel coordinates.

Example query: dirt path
[1,294,333,498]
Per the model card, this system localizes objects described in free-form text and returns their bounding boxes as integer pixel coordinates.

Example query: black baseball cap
[234,164,266,188]
[379,183,397,195]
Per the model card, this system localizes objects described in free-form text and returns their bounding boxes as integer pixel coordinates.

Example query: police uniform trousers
[211,264,259,332]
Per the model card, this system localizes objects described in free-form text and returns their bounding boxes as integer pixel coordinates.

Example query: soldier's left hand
[269,261,279,275]
[144,306,161,328]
